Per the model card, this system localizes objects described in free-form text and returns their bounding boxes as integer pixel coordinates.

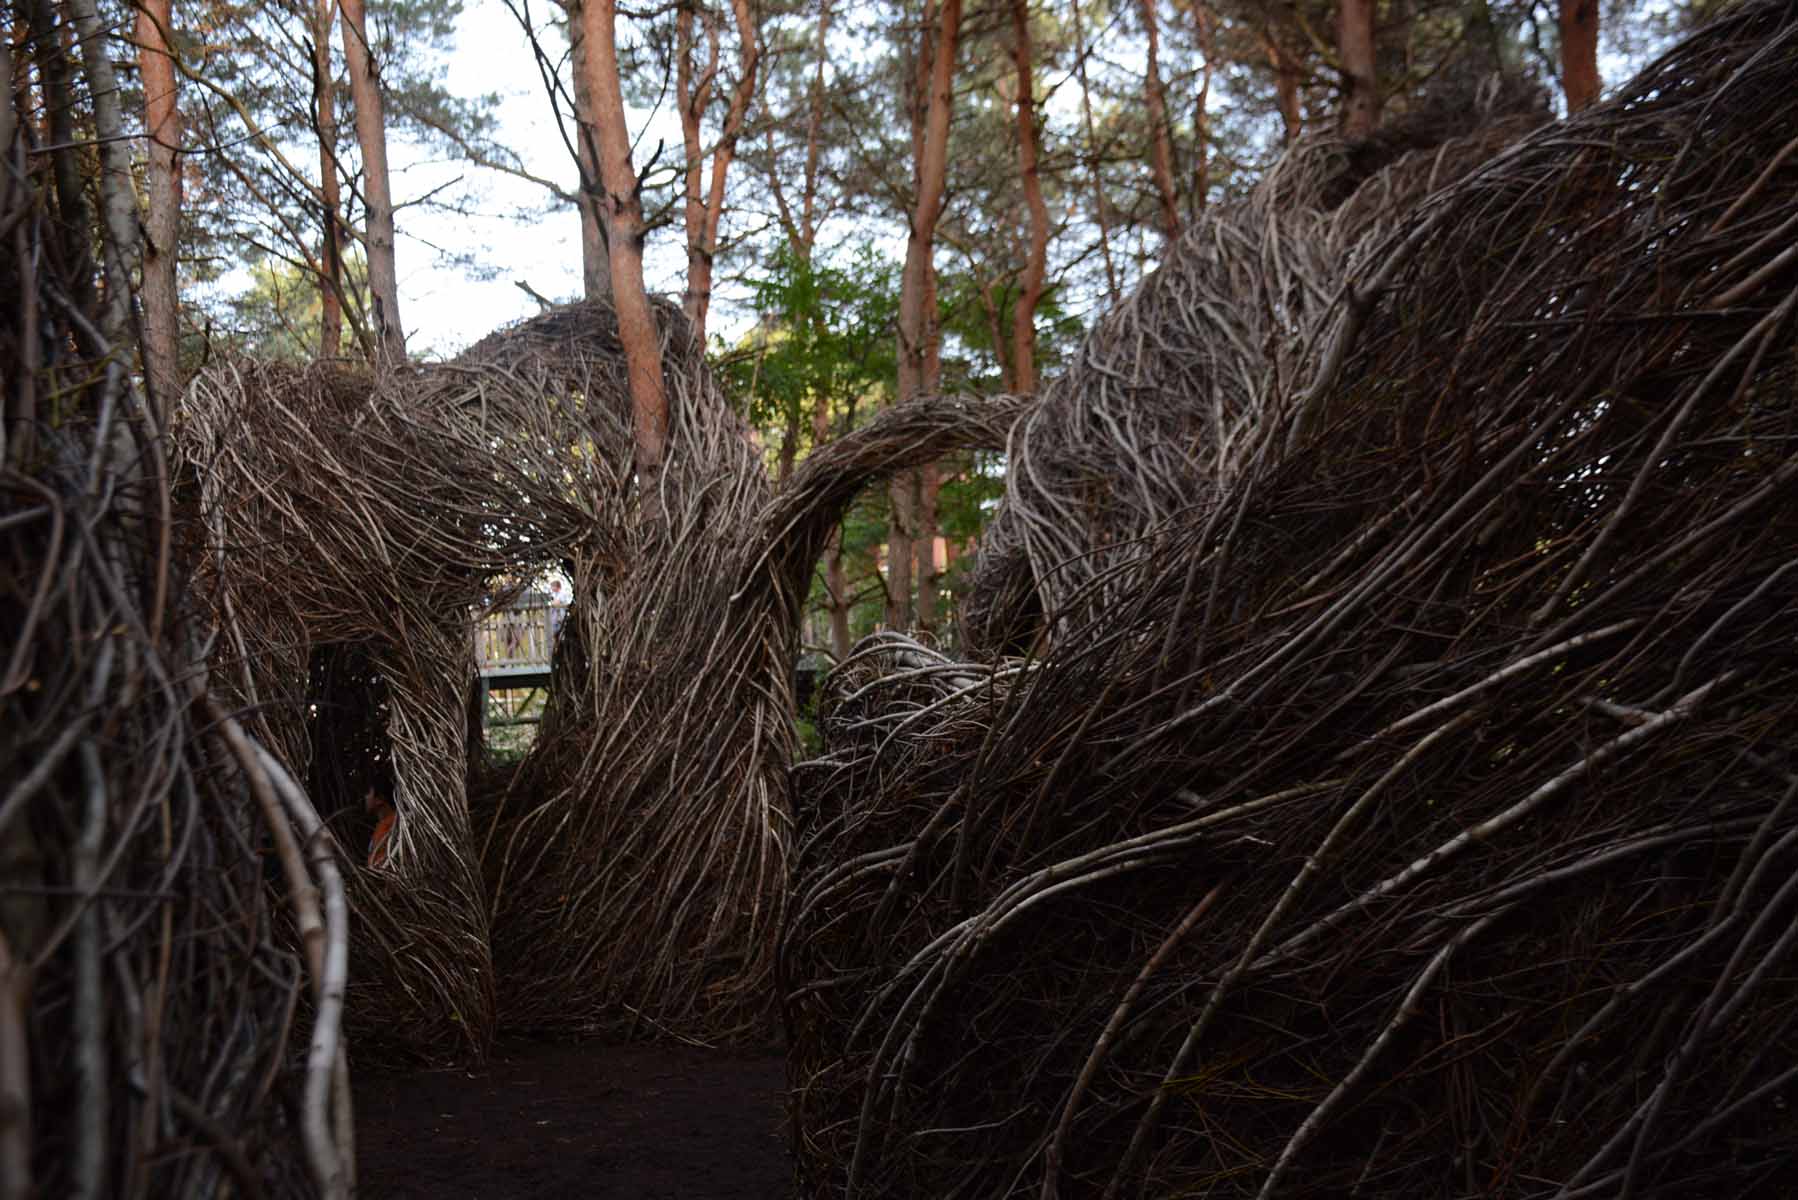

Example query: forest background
[91,0,1714,660]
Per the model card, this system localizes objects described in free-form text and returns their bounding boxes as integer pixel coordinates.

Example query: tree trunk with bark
[1137,0,1181,243]
[804,0,850,653]
[913,258,944,634]
[68,0,137,348]
[340,0,404,360]
[1068,0,1118,305]
[801,0,829,247]
[889,0,962,631]
[916,465,941,634]
[1190,0,1215,212]
[676,3,715,323]
[1264,26,1302,144]
[825,534,851,658]
[136,0,181,412]
[566,7,612,301]
[1559,0,1601,113]
[312,0,345,356]
[813,385,852,659]
[580,0,669,481]
[1009,0,1049,395]
[677,0,759,343]
[777,400,801,485]
[1338,0,1379,138]
[29,0,97,342]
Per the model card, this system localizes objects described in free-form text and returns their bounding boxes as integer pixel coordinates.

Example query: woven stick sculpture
[784,5,1798,1197]
[3,38,351,1198]
[180,292,1022,1053]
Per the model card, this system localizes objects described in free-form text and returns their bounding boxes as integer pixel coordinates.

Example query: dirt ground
[355,1040,792,1199]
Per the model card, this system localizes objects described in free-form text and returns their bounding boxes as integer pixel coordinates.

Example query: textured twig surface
[785,6,1798,1197]
[3,46,349,1198]
[180,294,1022,1052]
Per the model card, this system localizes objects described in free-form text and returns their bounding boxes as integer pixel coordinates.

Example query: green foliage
[935,272,1084,392]
[216,252,371,361]
[719,240,900,435]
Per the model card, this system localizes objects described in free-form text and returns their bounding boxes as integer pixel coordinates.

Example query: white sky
[382,2,1677,360]
[392,4,697,359]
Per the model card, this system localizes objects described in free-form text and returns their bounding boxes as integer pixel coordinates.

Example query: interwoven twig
[785,6,1798,1197]
[180,291,1024,1051]
[3,53,348,1198]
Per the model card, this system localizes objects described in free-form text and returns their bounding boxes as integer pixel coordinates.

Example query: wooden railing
[473,593,566,677]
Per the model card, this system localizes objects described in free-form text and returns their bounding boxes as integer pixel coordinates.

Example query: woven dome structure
[783,5,1798,1197]
[180,295,1022,1054]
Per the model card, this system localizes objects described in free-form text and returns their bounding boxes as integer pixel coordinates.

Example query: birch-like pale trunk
[68,0,136,347]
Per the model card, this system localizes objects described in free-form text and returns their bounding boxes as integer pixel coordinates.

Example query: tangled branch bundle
[785,5,1798,1197]
[179,279,1021,1051]
[3,41,350,1199]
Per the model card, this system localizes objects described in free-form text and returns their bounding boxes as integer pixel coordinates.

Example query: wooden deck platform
[473,593,566,734]
[474,592,564,680]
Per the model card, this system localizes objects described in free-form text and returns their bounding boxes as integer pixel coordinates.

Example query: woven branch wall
[785,6,1798,1197]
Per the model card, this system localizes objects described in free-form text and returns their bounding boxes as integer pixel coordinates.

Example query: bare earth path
[355,1040,792,1198]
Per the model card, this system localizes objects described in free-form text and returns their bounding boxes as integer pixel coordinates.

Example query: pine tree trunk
[981,278,1014,392]
[886,474,916,629]
[566,8,612,302]
[890,0,962,632]
[312,0,344,356]
[1190,0,1215,211]
[340,0,404,360]
[1010,0,1049,395]
[802,0,831,247]
[777,401,800,486]
[68,0,137,349]
[1338,0,1379,138]
[1264,28,1302,144]
[913,257,946,634]
[1559,0,1601,113]
[136,0,181,413]
[1137,0,1181,243]
[580,0,669,482]
[1068,0,1118,305]
[676,6,715,334]
[812,385,851,658]
[915,458,941,635]
[826,529,851,660]
[678,0,759,344]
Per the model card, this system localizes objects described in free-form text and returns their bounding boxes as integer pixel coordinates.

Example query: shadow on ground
[356,1039,791,1198]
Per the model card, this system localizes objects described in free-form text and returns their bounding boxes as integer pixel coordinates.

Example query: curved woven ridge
[180,296,1023,1051]
[181,297,773,1051]
[785,5,1798,1197]
[961,78,1547,656]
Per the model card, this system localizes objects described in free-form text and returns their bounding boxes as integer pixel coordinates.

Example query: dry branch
[784,5,1798,1197]
[3,31,343,1194]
